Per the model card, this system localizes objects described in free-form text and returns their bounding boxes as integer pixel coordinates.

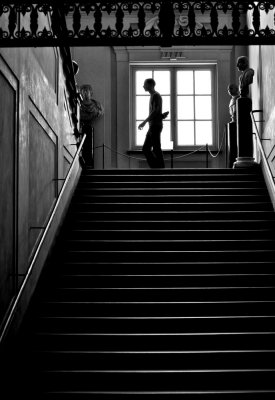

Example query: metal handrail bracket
[251,110,275,211]
[0,134,86,345]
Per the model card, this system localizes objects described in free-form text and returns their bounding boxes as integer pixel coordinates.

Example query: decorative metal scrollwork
[1,1,275,46]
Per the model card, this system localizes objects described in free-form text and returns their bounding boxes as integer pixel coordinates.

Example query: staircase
[11,168,275,398]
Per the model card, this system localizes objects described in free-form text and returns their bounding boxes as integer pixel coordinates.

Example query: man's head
[237,56,249,72]
[227,83,239,97]
[143,78,156,92]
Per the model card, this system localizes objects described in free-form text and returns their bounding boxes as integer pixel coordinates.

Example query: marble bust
[80,84,104,126]
[237,56,254,98]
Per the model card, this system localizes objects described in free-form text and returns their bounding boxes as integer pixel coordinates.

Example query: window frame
[130,64,217,151]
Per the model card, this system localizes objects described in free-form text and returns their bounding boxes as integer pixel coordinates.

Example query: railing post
[170,149,174,169]
[225,124,228,168]
[102,143,105,170]
[206,144,209,168]
[91,127,95,169]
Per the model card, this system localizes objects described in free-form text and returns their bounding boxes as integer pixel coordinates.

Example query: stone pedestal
[81,124,94,167]
[233,96,257,168]
[227,122,237,168]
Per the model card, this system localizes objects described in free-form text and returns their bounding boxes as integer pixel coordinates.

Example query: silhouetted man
[138,78,168,168]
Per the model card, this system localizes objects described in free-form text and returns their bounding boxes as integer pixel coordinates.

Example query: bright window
[132,66,216,150]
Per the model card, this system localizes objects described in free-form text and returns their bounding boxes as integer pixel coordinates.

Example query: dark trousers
[142,124,165,168]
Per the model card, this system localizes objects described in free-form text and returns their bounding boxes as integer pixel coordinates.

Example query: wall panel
[0,59,18,322]
[33,47,58,100]
[28,103,57,257]
[63,146,73,178]
[0,46,81,338]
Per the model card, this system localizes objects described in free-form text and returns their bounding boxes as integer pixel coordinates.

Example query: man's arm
[138,93,161,129]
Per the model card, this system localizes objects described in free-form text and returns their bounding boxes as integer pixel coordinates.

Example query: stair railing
[0,134,86,345]
[251,110,275,209]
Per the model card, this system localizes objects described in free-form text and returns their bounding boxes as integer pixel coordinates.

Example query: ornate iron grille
[1,1,275,47]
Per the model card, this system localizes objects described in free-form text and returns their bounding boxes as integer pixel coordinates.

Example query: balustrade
[1,1,275,47]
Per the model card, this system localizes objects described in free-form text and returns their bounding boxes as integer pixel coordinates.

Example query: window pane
[196,121,213,145]
[195,96,212,119]
[136,121,147,146]
[162,96,171,117]
[177,96,194,120]
[195,71,211,94]
[154,71,171,94]
[136,70,152,94]
[177,71,194,94]
[136,95,150,120]
[177,121,195,145]
[161,121,173,150]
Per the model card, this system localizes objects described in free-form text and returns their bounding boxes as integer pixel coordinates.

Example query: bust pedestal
[227,121,237,168]
[233,97,257,169]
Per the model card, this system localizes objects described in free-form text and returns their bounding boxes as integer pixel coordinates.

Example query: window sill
[127,148,219,154]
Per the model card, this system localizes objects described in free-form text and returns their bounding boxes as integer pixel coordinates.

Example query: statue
[80,84,104,127]
[233,56,256,169]
[237,56,254,98]
[227,83,240,122]
[79,84,104,166]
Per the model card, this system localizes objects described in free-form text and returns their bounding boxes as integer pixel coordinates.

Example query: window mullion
[193,70,196,146]
[171,68,176,148]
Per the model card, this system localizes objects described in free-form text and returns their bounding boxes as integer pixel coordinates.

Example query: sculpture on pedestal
[227,83,240,122]
[80,84,104,126]
[80,84,104,166]
[233,56,256,168]
[237,56,254,98]
[227,84,239,167]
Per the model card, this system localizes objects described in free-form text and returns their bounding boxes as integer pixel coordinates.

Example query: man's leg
[142,130,157,168]
[152,125,165,168]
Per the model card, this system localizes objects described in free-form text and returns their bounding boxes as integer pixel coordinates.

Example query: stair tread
[35,331,275,336]
[45,369,275,372]
[58,274,275,277]
[72,210,275,213]
[56,286,275,289]
[75,194,269,199]
[37,349,275,354]
[63,261,275,264]
[66,239,275,242]
[79,180,265,183]
[43,300,275,303]
[79,186,267,189]
[73,201,272,204]
[70,229,275,232]
[66,249,275,252]
[41,389,275,393]
[39,316,275,320]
